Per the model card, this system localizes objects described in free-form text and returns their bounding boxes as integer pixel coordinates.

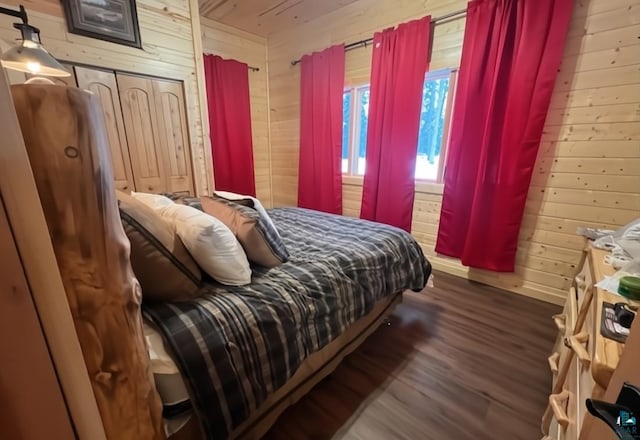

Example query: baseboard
[429,256,566,306]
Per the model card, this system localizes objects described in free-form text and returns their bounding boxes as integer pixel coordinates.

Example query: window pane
[356,87,369,175]
[416,70,450,180]
[342,91,352,173]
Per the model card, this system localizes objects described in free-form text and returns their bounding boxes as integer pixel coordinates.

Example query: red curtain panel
[435,0,574,272]
[360,16,432,232]
[203,54,256,197]
[298,44,345,214]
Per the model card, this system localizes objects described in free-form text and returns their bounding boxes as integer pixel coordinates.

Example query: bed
[142,207,431,439]
[12,84,428,440]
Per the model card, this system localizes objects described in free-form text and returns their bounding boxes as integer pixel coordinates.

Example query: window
[342,68,456,181]
[342,91,351,173]
[342,85,369,175]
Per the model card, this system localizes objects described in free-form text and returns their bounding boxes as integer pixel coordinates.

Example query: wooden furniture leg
[11,84,165,440]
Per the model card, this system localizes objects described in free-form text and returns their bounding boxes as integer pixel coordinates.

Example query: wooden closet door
[76,67,135,192]
[0,196,76,440]
[152,79,195,195]
[117,73,166,193]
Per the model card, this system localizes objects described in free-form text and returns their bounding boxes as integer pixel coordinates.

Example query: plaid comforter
[144,208,431,439]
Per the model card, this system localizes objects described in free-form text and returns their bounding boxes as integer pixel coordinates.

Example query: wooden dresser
[542,244,639,440]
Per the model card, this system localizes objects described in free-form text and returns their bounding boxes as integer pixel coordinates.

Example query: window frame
[343,84,369,176]
[341,68,458,183]
[342,88,353,175]
[415,68,458,184]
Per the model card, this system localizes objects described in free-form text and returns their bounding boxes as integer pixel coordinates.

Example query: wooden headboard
[11,84,165,439]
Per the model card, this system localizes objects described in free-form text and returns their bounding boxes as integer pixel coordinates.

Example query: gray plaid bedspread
[143,207,431,439]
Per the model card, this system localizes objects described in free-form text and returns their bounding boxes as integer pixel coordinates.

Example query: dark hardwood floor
[264,271,562,440]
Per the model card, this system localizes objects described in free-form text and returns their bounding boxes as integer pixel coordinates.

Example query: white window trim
[342,88,353,175]
[415,68,458,184]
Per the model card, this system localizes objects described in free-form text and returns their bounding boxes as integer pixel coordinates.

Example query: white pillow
[158,203,251,286]
[214,190,281,238]
[131,192,175,210]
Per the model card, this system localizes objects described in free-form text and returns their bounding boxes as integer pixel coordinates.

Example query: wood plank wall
[267,0,640,304]
[0,0,213,195]
[200,17,273,207]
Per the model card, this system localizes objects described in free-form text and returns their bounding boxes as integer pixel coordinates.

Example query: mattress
[143,207,430,439]
[143,321,194,437]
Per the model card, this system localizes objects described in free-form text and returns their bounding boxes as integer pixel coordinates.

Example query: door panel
[76,67,135,192]
[152,79,194,195]
[117,74,166,193]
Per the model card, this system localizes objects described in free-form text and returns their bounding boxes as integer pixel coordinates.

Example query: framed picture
[61,0,141,49]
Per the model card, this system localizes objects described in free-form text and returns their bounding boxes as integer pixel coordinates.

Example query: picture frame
[61,0,142,49]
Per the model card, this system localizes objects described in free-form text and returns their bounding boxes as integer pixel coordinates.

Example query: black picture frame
[61,0,141,49]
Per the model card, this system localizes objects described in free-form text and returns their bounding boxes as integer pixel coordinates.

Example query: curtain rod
[290,8,467,66]
[203,53,260,71]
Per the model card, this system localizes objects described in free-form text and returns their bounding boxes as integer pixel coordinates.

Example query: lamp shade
[0,22,70,77]
[1,39,70,77]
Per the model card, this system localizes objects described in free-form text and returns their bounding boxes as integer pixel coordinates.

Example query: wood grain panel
[267,0,640,303]
[559,45,640,73]
[266,271,561,440]
[117,74,166,193]
[200,0,359,37]
[75,66,135,192]
[546,103,640,125]
[567,2,640,37]
[0,196,76,440]
[541,121,640,141]
[153,79,195,194]
[538,140,640,158]
[530,171,640,193]
[535,157,640,175]
[527,186,640,211]
[563,23,640,56]
[549,83,640,108]
[520,213,618,235]
[524,200,638,225]
[554,64,640,92]
[0,0,211,195]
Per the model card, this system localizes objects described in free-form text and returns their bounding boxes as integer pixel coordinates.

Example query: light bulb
[26,61,41,73]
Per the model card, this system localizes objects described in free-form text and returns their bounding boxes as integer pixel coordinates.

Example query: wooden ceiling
[199,0,360,36]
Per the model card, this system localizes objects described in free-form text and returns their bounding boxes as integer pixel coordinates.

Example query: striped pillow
[164,193,289,268]
[203,196,289,267]
[116,191,201,301]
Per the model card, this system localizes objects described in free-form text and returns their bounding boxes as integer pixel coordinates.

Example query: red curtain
[360,16,432,232]
[298,44,345,214]
[435,0,573,271]
[203,54,256,196]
